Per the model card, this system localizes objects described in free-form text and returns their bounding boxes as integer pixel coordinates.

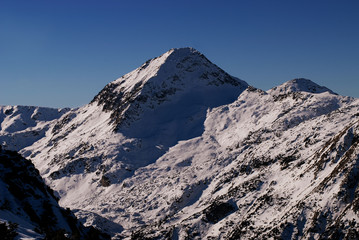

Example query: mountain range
[1,48,359,239]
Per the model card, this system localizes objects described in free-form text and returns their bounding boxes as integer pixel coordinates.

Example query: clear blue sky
[1,0,358,108]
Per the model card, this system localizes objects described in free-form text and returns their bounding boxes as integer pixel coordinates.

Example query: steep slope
[0,146,109,239]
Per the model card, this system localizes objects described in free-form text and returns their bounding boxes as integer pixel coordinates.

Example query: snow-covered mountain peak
[99,47,220,94]
[99,47,245,93]
[91,48,248,131]
[268,78,336,96]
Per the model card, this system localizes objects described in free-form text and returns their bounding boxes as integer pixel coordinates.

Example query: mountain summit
[268,78,336,96]
[91,47,248,131]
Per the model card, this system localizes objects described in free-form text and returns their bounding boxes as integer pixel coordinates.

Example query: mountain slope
[0,146,109,239]
[105,80,359,239]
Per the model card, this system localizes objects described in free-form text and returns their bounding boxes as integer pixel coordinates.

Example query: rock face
[1,48,359,239]
[0,146,109,239]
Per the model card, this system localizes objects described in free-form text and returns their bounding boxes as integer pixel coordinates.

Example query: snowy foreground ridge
[1,47,359,239]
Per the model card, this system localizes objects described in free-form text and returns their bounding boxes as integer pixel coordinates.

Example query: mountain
[1,48,359,239]
[0,146,109,239]
[1,48,248,236]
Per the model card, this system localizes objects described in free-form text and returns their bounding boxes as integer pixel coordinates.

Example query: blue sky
[1,0,358,108]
